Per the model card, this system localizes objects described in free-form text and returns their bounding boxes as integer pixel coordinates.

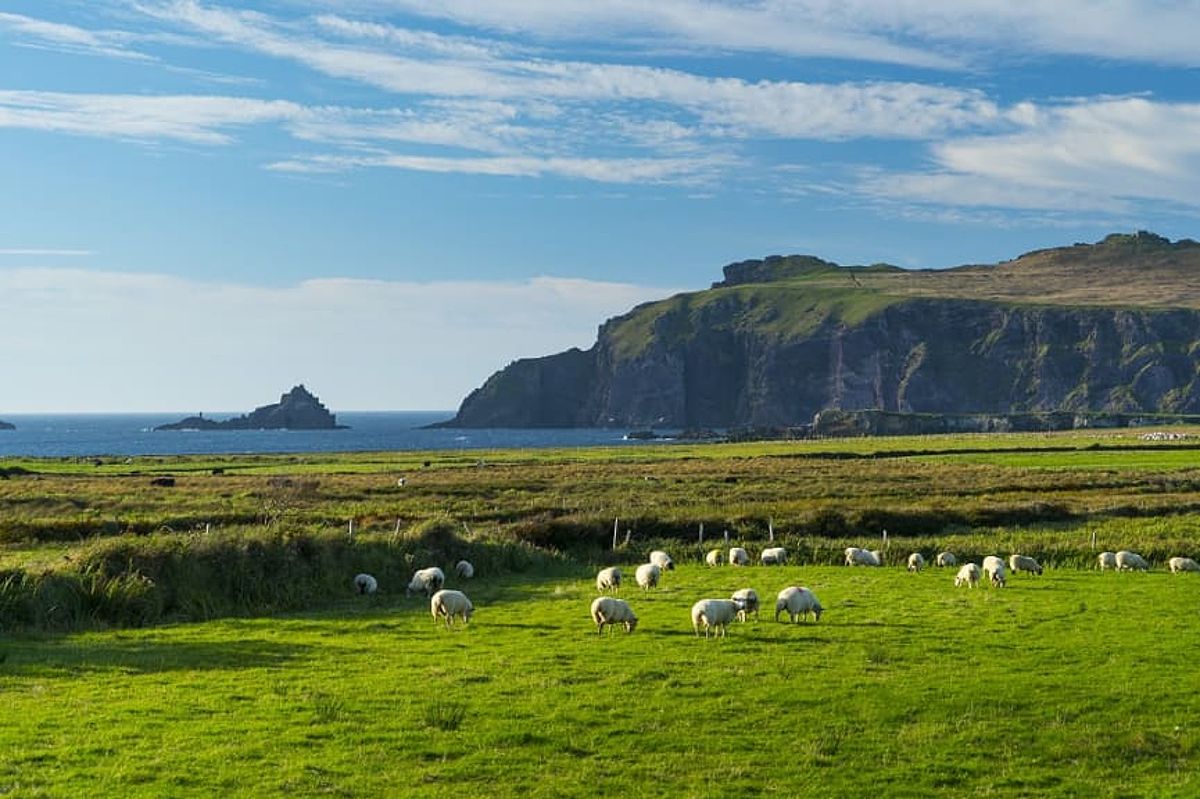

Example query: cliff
[156,385,345,431]
[441,232,1200,428]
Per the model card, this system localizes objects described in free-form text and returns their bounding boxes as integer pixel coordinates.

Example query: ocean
[0,412,668,458]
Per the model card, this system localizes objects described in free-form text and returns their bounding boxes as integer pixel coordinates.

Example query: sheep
[635,562,661,591]
[1169,556,1200,574]
[731,588,759,622]
[406,566,445,597]
[982,555,1007,587]
[728,547,750,566]
[1098,551,1118,570]
[760,547,787,566]
[845,547,881,567]
[1116,551,1149,572]
[649,550,675,571]
[430,589,473,627]
[936,552,957,567]
[955,563,981,588]
[691,598,743,638]
[907,553,925,572]
[596,566,622,593]
[590,596,638,634]
[774,586,822,623]
[705,548,723,566]
[454,560,475,579]
[1008,554,1043,576]
[353,573,378,595]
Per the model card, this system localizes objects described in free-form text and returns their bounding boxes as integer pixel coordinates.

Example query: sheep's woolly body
[731,588,759,621]
[907,553,925,572]
[431,589,473,627]
[982,556,1007,587]
[1008,554,1042,575]
[728,547,750,566]
[407,567,445,597]
[936,552,957,567]
[845,547,881,567]
[705,549,723,567]
[760,547,787,566]
[455,560,475,579]
[955,563,981,588]
[590,596,638,634]
[596,566,622,592]
[1098,551,1118,570]
[691,599,742,638]
[1116,551,1149,572]
[353,573,378,595]
[635,562,661,590]
[649,550,675,571]
[774,586,822,623]
[1169,556,1200,573]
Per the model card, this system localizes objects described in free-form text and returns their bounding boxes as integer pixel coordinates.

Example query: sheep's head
[625,617,638,633]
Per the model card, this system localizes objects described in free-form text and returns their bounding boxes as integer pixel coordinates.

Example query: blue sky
[2,1,1199,412]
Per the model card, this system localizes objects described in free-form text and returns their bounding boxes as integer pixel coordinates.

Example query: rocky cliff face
[442,233,1200,428]
[156,385,344,430]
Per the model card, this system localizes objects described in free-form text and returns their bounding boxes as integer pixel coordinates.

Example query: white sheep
[430,589,473,627]
[353,573,378,595]
[406,566,445,597]
[705,548,723,566]
[906,553,925,572]
[845,547,881,567]
[955,563,981,588]
[1116,551,1149,571]
[649,550,675,571]
[635,562,661,590]
[936,552,957,567]
[454,559,475,579]
[760,547,787,566]
[731,588,759,622]
[1008,554,1043,576]
[728,547,750,566]
[1169,556,1200,573]
[1098,551,1118,570]
[982,555,1007,587]
[596,566,622,593]
[691,598,743,638]
[590,596,638,634]
[774,586,823,623]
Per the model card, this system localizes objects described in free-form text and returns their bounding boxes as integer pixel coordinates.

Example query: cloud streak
[0,268,679,412]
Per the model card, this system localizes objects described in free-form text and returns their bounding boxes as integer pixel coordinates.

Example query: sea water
[0,412,668,457]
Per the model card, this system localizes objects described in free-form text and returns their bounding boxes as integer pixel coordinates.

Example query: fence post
[613,518,619,550]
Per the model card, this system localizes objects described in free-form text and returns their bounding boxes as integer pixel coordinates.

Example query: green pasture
[2,563,1197,798]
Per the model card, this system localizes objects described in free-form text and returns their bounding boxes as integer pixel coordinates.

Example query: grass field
[2,563,1197,798]
[2,431,1200,796]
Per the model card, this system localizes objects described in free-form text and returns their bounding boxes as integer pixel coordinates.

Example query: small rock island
[155,385,346,431]
[0,420,14,431]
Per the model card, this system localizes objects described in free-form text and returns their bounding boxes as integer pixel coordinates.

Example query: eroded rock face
[156,385,344,430]
[440,234,1200,429]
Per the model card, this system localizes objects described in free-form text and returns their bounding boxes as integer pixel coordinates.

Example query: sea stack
[155,385,346,430]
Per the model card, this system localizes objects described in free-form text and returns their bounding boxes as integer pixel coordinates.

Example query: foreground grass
[2,564,1196,798]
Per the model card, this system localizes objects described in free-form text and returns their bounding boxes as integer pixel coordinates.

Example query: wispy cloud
[0,11,152,61]
[0,267,679,412]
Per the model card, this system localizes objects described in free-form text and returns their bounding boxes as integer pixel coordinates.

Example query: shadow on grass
[0,636,310,677]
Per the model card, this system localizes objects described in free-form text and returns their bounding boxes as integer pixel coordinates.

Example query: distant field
[1,564,1196,797]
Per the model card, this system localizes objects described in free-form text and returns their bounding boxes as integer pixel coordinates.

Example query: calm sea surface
[0,412,669,458]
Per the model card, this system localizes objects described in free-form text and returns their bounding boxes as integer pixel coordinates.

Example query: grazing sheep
[590,596,638,634]
[596,566,623,593]
[936,552,957,567]
[982,556,1007,587]
[1098,551,1118,570]
[455,560,475,579]
[705,548,723,567]
[406,566,445,597]
[430,589,473,627]
[691,598,743,638]
[1169,556,1200,574]
[907,553,925,572]
[353,573,378,595]
[955,563,981,588]
[729,547,750,566]
[1008,554,1043,576]
[635,562,662,590]
[845,547,881,567]
[760,547,787,566]
[774,586,823,623]
[649,550,675,571]
[1116,551,1149,572]
[731,588,760,622]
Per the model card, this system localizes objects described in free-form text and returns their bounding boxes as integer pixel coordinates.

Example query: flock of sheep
[353,545,1198,636]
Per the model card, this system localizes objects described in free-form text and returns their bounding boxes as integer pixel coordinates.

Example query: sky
[3,1,1200,413]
